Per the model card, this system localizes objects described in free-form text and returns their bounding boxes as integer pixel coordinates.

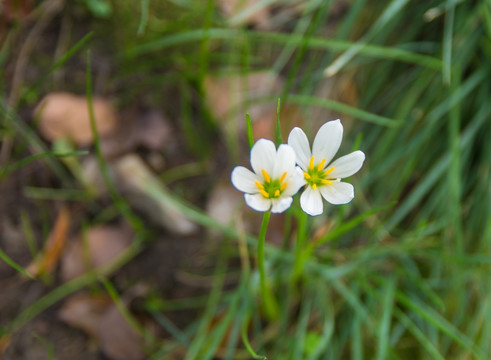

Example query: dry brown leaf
[58,293,145,360]
[27,206,70,277]
[34,92,119,146]
[61,224,133,282]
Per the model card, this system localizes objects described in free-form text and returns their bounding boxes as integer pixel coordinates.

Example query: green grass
[1,0,491,359]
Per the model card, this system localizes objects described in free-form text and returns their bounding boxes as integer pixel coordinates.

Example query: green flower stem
[257,211,279,319]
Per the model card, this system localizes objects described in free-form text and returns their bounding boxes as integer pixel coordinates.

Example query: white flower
[231,139,303,213]
[288,119,365,216]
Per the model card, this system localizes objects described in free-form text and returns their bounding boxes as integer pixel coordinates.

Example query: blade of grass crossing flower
[275,98,282,145]
[246,113,254,149]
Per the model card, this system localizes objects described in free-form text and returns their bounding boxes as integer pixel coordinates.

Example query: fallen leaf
[61,224,133,282]
[58,293,145,360]
[34,92,119,146]
[27,206,70,277]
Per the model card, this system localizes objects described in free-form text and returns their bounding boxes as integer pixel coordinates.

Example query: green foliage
[1,0,491,359]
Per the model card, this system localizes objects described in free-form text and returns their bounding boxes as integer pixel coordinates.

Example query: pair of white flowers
[231,120,365,216]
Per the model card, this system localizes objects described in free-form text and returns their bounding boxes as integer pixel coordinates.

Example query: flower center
[255,169,288,199]
[304,156,335,190]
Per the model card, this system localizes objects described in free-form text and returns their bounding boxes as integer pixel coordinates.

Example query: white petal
[319,182,354,205]
[271,197,293,213]
[329,151,365,179]
[312,120,343,166]
[300,187,323,216]
[273,144,296,178]
[287,127,311,170]
[244,193,271,212]
[283,166,306,196]
[231,166,260,193]
[250,139,276,176]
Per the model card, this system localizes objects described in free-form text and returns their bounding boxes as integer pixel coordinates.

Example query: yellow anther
[309,156,315,169]
[321,179,333,185]
[317,158,326,171]
[259,189,270,198]
[280,171,287,183]
[255,181,264,189]
[261,169,271,183]
[274,189,280,197]
[304,172,311,180]
[280,182,288,191]
[323,166,335,177]
[312,184,317,190]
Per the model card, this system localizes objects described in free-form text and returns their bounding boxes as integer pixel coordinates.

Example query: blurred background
[1,0,491,359]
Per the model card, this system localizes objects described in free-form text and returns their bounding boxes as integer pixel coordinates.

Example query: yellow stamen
[280,171,287,183]
[304,172,311,180]
[261,169,271,183]
[312,184,317,190]
[321,179,333,185]
[322,166,335,177]
[259,189,270,198]
[280,182,288,191]
[255,181,264,189]
[309,156,315,169]
[274,189,280,197]
[317,158,326,172]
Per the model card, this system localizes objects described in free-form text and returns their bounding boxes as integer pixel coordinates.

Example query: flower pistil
[303,156,336,190]
[255,169,288,199]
